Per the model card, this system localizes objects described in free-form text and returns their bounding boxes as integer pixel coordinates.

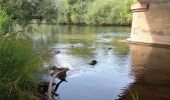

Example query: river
[26,24,170,100]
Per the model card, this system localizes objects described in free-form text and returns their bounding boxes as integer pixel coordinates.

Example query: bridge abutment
[129,1,170,46]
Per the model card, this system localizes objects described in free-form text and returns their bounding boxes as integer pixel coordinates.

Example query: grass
[129,91,139,100]
[0,38,42,99]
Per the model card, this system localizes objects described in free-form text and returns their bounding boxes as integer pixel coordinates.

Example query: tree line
[57,0,137,25]
[0,0,137,36]
[0,0,57,35]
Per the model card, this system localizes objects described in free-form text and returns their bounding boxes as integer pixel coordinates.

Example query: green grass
[129,91,139,100]
[0,38,42,99]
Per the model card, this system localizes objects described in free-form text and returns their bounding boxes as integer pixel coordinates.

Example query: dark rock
[51,50,60,55]
[48,48,60,55]
[50,66,58,70]
[89,60,97,65]
[55,51,61,54]
[71,43,84,48]
[108,47,112,50]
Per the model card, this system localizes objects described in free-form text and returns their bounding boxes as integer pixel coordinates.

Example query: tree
[0,10,13,35]
[0,0,58,35]
[57,0,137,25]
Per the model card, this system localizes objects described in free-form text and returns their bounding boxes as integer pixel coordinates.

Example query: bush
[85,0,136,25]
[57,0,70,24]
[57,0,137,25]
[70,0,89,24]
[57,0,91,24]
[0,10,13,34]
[0,38,42,99]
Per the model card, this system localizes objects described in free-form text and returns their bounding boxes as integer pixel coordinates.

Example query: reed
[0,38,42,99]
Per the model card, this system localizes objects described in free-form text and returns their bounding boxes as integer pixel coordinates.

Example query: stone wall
[129,2,170,46]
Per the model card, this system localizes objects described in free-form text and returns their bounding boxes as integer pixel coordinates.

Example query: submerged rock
[108,47,112,50]
[53,50,60,55]
[50,66,58,70]
[49,48,60,55]
[71,43,84,48]
[89,60,97,65]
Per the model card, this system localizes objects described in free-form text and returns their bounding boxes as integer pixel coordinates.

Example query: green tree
[70,0,90,24]
[33,0,58,23]
[0,10,13,35]
[85,0,136,25]
[57,0,70,23]
[0,0,58,34]
[57,0,137,25]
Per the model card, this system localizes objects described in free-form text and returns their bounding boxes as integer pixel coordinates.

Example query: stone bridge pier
[129,0,170,46]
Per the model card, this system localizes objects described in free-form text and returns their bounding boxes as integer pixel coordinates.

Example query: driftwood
[48,67,69,100]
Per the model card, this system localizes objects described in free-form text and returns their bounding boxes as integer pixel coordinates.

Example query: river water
[26,24,170,100]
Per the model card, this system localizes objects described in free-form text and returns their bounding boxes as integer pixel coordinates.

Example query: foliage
[0,0,57,23]
[0,38,42,99]
[0,0,34,25]
[57,0,70,23]
[0,0,57,35]
[57,0,137,25]
[0,0,138,32]
[68,0,93,24]
[33,0,58,23]
[57,0,91,24]
[0,10,13,35]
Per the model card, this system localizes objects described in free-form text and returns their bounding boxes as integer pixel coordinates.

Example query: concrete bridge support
[129,0,170,46]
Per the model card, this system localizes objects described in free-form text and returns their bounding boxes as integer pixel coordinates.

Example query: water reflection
[120,45,170,100]
[26,24,137,100]
[27,24,170,100]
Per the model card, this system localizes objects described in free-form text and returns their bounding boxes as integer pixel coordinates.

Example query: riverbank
[0,38,42,100]
[30,20,132,27]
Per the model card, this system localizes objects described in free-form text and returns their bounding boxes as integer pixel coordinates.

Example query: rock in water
[89,60,97,65]
[51,50,60,55]
[71,43,84,48]
[50,66,57,70]
[108,47,112,50]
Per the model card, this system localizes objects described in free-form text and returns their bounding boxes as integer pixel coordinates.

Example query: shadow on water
[119,44,170,100]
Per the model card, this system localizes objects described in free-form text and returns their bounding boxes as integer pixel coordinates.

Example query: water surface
[26,24,170,100]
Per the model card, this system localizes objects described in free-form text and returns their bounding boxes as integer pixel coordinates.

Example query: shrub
[0,10,13,35]
[57,0,137,25]
[0,38,42,99]
[85,0,136,25]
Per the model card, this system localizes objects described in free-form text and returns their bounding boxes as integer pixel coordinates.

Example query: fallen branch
[48,69,68,100]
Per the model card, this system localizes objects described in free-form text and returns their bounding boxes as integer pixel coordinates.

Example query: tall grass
[0,38,42,99]
[129,91,139,100]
